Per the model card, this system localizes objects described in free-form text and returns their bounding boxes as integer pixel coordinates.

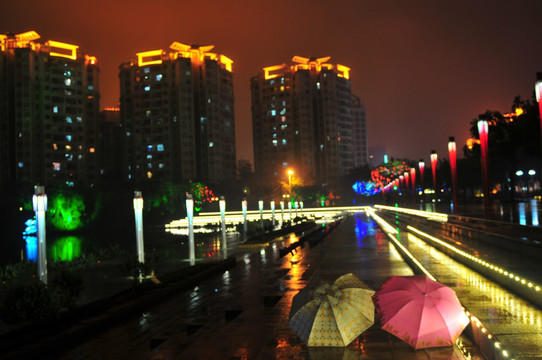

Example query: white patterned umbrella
[288,273,375,347]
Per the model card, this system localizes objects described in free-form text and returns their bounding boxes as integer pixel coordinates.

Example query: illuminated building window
[67,154,73,161]
[128,174,132,179]
[316,82,320,89]
[66,117,72,123]
[66,181,74,187]
[126,132,131,136]
[281,124,287,130]
[280,77,285,84]
[282,139,287,145]
[53,162,61,171]
[147,163,152,169]
[273,133,277,138]
[282,162,288,167]
[144,85,151,91]
[144,67,150,74]
[89,147,95,153]
[88,85,94,91]
[156,74,162,81]
[147,155,152,160]
[66,135,72,141]
[271,110,276,116]
[18,162,23,168]
[53,143,58,150]
[281,116,286,122]
[280,108,286,115]
[157,144,164,151]
[53,106,58,113]
[147,145,152,152]
[78,155,82,160]
[18,132,22,138]
[272,140,278,146]
[66,145,72,150]
[159,163,164,169]
[65,79,72,86]
[270,79,275,85]
[76,116,82,122]
[209,142,214,147]
[146,110,151,117]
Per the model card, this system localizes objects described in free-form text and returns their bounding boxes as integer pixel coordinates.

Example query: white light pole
[133,191,144,264]
[219,196,227,258]
[270,200,275,228]
[300,201,304,215]
[186,194,195,265]
[258,199,264,230]
[242,199,248,240]
[280,200,285,225]
[33,185,47,284]
[288,201,292,221]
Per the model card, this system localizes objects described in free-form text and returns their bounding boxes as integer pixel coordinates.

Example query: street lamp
[430,151,438,195]
[535,73,542,156]
[477,119,491,212]
[219,196,226,258]
[418,159,425,193]
[270,200,275,228]
[133,191,144,264]
[448,137,458,210]
[186,194,195,265]
[33,185,47,284]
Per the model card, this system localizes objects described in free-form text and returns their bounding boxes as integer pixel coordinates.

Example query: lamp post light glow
[478,120,491,211]
[219,196,226,258]
[448,137,458,210]
[186,194,195,265]
[133,191,145,264]
[33,185,47,284]
[270,200,275,228]
[242,199,248,239]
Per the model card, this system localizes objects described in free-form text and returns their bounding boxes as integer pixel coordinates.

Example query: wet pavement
[57,214,480,359]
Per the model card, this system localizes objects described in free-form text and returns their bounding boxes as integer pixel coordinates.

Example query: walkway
[57,214,479,359]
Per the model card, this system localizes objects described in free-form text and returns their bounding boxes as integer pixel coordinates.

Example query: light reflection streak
[406,232,542,333]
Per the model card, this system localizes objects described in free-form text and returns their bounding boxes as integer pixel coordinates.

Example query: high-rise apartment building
[0,31,100,187]
[251,56,367,187]
[119,43,236,184]
[98,108,122,183]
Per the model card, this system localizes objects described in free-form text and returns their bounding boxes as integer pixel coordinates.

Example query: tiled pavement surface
[56,214,479,359]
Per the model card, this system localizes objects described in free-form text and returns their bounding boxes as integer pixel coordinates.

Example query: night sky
[2,0,542,165]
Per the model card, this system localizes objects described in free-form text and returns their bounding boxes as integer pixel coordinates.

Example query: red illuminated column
[477,120,491,211]
[419,160,425,192]
[404,172,410,191]
[430,151,438,194]
[536,74,542,156]
[448,137,458,209]
[410,167,416,191]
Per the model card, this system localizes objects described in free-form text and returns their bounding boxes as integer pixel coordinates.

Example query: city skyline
[2,0,542,165]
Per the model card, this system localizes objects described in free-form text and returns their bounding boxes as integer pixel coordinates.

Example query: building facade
[250,56,367,188]
[0,31,100,187]
[119,43,236,184]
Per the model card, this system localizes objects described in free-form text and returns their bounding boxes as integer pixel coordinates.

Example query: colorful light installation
[410,167,416,190]
[477,120,491,210]
[352,181,379,196]
[23,219,38,261]
[186,194,195,265]
[536,73,542,156]
[219,196,226,258]
[448,137,458,208]
[50,236,82,262]
[419,160,425,192]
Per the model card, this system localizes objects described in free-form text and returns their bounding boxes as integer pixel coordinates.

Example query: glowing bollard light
[133,191,145,264]
[33,185,47,284]
[478,120,491,212]
[259,199,264,229]
[219,196,227,258]
[242,199,248,239]
[280,200,285,225]
[270,200,276,228]
[448,137,459,210]
[186,194,195,265]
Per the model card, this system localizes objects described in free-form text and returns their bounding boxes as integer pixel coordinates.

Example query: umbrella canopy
[372,274,469,349]
[288,273,375,347]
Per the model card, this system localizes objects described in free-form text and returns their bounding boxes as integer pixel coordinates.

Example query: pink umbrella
[372,275,469,349]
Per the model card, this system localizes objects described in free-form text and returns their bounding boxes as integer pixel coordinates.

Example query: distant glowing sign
[136,49,163,66]
[47,40,79,60]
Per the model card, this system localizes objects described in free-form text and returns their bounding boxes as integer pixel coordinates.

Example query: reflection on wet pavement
[60,215,479,359]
